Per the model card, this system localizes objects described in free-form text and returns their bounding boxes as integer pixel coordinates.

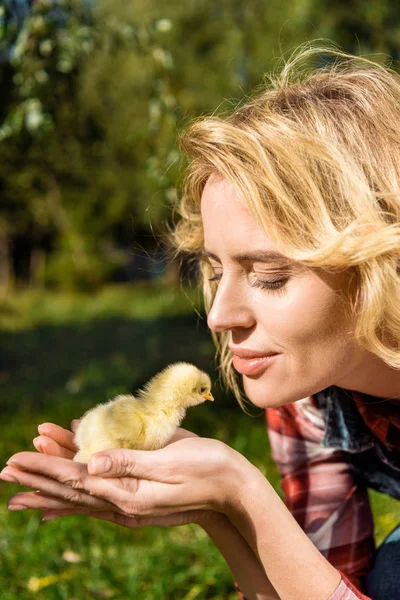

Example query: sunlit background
[1,1,400,598]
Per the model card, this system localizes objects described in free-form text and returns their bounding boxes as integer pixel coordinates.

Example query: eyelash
[208,274,289,294]
[251,278,288,293]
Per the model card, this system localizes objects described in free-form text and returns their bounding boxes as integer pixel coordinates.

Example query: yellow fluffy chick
[73,362,213,463]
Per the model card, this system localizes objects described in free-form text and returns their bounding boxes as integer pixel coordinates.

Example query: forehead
[200,176,280,258]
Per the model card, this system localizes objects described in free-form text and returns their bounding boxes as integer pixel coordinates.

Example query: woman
[2,46,400,600]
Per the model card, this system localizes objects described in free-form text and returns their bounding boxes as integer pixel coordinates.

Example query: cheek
[241,288,357,406]
[261,281,350,352]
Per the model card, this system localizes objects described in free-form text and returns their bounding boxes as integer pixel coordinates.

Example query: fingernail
[32,438,43,452]
[42,515,58,522]
[89,456,112,475]
[0,469,17,483]
[8,504,26,511]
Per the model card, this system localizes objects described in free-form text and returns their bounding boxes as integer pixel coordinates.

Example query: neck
[138,390,187,415]
[336,352,400,403]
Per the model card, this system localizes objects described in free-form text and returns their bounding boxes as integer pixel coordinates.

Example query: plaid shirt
[235,390,400,600]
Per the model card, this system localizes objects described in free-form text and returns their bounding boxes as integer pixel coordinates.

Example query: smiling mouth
[232,353,279,376]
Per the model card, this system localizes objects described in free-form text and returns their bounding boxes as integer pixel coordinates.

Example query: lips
[230,347,279,376]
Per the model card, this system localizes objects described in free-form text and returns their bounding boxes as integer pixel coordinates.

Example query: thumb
[71,419,81,433]
[87,448,170,479]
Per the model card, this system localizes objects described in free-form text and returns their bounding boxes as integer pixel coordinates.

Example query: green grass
[1,284,399,599]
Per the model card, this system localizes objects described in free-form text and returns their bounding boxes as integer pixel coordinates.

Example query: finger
[6,452,82,480]
[71,420,80,433]
[4,451,192,518]
[42,508,199,528]
[37,423,77,453]
[42,508,142,527]
[89,511,189,527]
[167,428,199,444]
[175,427,199,438]
[1,465,112,510]
[3,452,129,511]
[33,435,75,459]
[87,448,178,481]
[43,508,92,520]
[3,453,134,512]
[8,491,80,511]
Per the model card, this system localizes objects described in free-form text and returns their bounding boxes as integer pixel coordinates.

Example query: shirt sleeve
[329,572,372,600]
[235,573,372,600]
[266,398,376,593]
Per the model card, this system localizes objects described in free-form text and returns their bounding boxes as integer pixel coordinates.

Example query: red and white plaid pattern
[235,390,400,600]
[235,573,371,600]
[265,397,376,598]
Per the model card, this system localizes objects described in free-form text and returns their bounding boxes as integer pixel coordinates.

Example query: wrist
[193,509,230,530]
[221,462,342,600]
[219,445,268,518]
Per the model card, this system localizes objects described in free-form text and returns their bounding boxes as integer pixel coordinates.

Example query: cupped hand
[31,421,80,459]
[1,422,246,529]
[31,421,199,458]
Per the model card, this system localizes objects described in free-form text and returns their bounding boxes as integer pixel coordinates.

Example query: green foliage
[0,284,269,599]
[1,0,400,290]
[0,0,94,141]
[0,0,184,290]
[306,0,400,59]
[1,285,399,598]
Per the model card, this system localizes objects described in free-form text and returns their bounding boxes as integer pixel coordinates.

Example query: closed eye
[208,271,289,293]
[201,254,292,295]
[251,277,289,293]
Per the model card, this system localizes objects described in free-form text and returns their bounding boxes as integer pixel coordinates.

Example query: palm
[27,422,217,529]
[166,427,199,444]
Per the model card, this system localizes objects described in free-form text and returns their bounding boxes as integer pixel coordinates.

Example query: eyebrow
[201,250,293,264]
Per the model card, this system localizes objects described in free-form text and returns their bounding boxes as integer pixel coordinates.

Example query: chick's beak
[202,391,214,401]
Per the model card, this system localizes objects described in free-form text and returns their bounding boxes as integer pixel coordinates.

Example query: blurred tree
[0,0,99,288]
[0,0,399,290]
[307,0,400,60]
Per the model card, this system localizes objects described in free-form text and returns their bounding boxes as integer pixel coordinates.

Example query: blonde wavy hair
[172,44,400,407]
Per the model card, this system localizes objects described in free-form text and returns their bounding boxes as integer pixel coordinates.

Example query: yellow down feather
[73,362,213,463]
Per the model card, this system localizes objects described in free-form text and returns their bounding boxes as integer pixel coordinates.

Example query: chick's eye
[200,386,207,393]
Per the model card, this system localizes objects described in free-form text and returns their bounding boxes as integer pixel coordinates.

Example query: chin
[242,376,311,409]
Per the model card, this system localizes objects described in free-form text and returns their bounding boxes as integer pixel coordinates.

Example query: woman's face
[201,175,368,408]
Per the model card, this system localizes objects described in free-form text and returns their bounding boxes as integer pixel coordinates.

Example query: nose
[207,276,255,333]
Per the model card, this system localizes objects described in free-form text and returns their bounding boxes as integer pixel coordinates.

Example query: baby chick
[73,362,213,463]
